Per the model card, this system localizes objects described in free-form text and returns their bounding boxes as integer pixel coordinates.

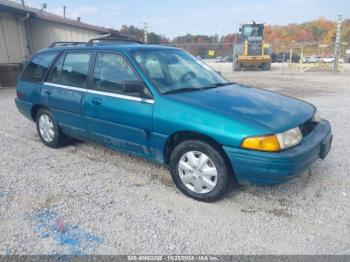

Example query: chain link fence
[167,42,349,73]
[168,43,234,60]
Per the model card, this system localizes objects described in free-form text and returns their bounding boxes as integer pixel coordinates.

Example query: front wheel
[261,61,271,71]
[233,60,242,71]
[169,140,232,202]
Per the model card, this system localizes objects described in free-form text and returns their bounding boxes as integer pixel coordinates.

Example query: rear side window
[61,53,91,88]
[21,52,58,82]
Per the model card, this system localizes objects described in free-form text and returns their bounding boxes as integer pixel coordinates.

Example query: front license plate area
[320,134,332,159]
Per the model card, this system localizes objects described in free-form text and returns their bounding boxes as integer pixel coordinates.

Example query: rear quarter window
[21,52,59,82]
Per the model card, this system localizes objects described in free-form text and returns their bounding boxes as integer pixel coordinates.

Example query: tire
[36,108,68,148]
[261,61,271,71]
[169,140,232,202]
[233,61,242,71]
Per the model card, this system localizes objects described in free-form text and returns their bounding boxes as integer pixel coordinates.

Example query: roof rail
[49,41,86,48]
[87,37,143,46]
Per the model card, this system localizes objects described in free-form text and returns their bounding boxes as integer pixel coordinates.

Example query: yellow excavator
[233,22,272,71]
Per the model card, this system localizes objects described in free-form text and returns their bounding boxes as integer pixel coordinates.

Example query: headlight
[276,127,302,150]
[241,127,303,152]
[312,110,321,123]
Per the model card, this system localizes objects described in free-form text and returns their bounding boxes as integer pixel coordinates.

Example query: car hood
[166,84,315,133]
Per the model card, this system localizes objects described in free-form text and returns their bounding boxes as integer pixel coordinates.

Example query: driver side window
[93,53,138,94]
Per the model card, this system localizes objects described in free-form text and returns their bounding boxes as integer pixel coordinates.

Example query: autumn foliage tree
[120,18,350,57]
[264,17,350,44]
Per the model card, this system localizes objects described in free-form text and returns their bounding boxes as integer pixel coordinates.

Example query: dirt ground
[0,64,349,255]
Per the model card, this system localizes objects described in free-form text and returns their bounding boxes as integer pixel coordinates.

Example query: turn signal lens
[241,135,280,152]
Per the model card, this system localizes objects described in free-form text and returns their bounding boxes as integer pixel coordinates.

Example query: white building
[0,0,122,86]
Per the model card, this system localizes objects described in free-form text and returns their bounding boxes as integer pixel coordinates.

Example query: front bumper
[223,120,332,185]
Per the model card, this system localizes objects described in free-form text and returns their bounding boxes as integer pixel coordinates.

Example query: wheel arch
[163,131,235,178]
[31,104,48,121]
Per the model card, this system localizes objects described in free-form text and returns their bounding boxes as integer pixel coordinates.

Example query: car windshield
[243,25,263,38]
[131,49,230,94]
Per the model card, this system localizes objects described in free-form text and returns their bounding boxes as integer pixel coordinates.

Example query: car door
[84,52,154,156]
[42,51,92,137]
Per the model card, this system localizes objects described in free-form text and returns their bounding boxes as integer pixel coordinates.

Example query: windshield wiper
[163,82,235,95]
[199,82,235,90]
[163,87,201,95]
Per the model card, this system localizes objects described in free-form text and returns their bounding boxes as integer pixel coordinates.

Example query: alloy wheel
[38,114,55,143]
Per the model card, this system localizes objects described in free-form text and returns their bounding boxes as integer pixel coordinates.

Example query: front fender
[151,96,271,161]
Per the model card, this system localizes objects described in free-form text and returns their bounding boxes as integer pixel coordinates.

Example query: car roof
[38,43,181,54]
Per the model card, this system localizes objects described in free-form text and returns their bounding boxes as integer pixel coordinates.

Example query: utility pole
[333,14,342,74]
[282,45,286,74]
[21,0,25,8]
[63,6,66,18]
[144,22,148,44]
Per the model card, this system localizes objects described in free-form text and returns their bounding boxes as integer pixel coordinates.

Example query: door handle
[44,90,52,95]
[91,97,102,106]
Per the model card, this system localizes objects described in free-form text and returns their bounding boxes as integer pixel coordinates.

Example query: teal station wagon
[15,38,332,202]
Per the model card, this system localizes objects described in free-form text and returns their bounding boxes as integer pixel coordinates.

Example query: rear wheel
[36,108,68,148]
[169,140,232,202]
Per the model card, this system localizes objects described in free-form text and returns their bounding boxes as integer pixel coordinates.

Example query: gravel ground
[0,64,349,255]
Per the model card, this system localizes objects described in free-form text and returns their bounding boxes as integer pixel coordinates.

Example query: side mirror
[122,81,152,99]
[216,70,222,76]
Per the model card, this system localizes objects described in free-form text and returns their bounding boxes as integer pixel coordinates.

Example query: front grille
[300,118,317,137]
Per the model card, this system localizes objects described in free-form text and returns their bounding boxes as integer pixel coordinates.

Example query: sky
[23,0,350,38]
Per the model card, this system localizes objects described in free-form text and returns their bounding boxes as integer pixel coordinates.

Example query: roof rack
[49,41,86,48]
[86,37,143,46]
[48,36,142,48]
